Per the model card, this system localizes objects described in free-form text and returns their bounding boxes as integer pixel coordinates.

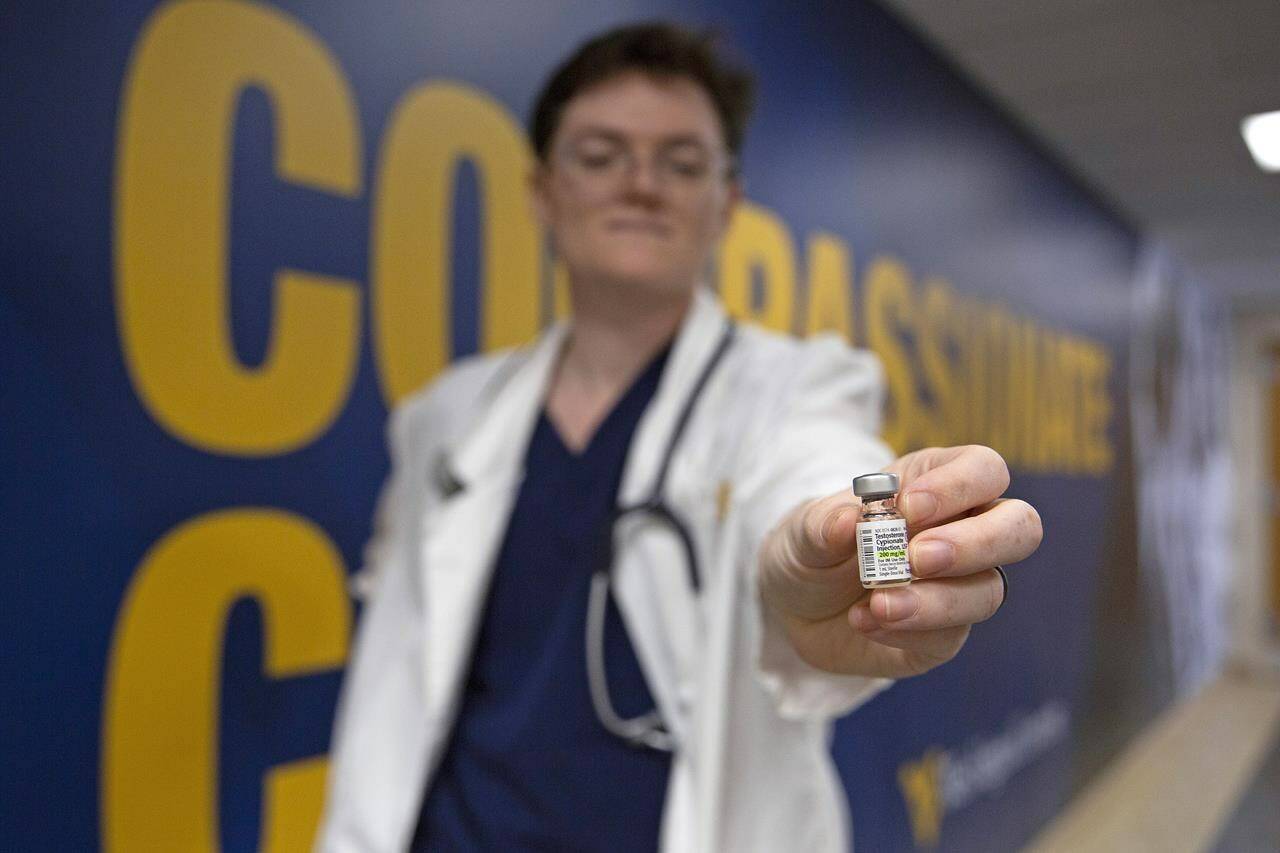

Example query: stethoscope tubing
[585,318,737,751]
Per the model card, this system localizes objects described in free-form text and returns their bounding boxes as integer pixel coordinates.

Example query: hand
[758,445,1042,679]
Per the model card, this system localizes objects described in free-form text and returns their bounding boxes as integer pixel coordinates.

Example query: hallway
[1029,668,1280,852]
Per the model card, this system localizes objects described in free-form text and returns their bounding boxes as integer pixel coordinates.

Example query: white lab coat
[317,287,896,852]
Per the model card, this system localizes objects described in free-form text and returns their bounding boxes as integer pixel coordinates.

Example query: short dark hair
[529,22,756,164]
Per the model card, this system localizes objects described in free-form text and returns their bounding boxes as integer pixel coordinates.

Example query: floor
[1210,731,1280,853]
[1026,666,1280,853]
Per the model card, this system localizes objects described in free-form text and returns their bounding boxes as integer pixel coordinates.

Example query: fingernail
[911,540,954,576]
[901,491,938,523]
[878,588,919,622]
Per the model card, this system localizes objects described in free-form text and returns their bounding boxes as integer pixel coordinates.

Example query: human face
[531,71,741,302]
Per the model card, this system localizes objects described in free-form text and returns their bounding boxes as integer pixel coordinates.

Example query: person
[317,21,1042,853]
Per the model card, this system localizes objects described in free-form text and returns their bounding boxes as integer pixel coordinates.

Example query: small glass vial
[852,473,913,588]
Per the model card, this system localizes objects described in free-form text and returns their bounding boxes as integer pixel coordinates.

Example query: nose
[620,157,665,206]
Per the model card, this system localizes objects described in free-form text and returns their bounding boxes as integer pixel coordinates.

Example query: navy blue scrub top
[412,344,673,851]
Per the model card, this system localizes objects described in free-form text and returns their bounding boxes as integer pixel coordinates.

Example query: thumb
[782,491,862,570]
[762,490,866,627]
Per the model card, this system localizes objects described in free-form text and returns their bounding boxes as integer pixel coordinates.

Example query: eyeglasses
[556,134,737,193]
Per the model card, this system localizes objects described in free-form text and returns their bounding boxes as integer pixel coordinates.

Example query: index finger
[890,445,1010,528]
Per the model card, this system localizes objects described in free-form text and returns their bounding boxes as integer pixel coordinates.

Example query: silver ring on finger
[993,565,1008,614]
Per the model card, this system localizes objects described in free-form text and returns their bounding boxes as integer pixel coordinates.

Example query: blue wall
[1,1,1138,849]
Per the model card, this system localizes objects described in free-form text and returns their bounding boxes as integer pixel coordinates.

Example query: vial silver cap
[851,472,899,498]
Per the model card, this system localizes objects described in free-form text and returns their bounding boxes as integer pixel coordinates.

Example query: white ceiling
[879,0,1280,310]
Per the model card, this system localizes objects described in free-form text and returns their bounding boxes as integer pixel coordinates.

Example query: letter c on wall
[114,0,362,455]
[101,508,351,852]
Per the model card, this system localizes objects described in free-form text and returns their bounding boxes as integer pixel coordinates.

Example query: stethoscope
[584,317,737,752]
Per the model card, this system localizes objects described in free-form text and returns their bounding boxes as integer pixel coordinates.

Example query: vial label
[856,519,912,584]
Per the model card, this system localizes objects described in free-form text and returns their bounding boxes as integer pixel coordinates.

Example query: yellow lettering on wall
[1024,325,1044,471]
[263,756,331,853]
[115,0,362,455]
[802,232,854,341]
[1024,321,1048,471]
[962,297,987,448]
[863,256,918,453]
[1081,341,1114,474]
[102,508,350,852]
[920,278,961,448]
[1001,315,1022,466]
[1008,319,1032,471]
[1036,332,1065,471]
[983,303,1016,458]
[898,748,947,848]
[1055,335,1084,473]
[717,201,796,334]
[373,82,540,405]
[1063,338,1085,474]
[1025,330,1047,472]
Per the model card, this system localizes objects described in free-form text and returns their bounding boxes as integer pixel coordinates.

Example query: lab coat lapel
[611,287,727,747]
[418,324,567,736]
[418,286,725,757]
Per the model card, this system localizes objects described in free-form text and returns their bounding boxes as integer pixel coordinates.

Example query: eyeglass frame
[551,129,740,193]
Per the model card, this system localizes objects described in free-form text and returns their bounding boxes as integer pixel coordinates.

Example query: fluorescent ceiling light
[1241,110,1280,172]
